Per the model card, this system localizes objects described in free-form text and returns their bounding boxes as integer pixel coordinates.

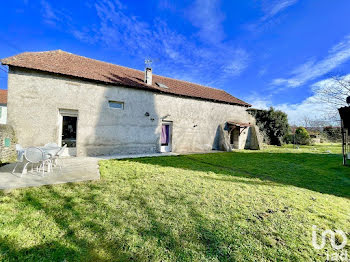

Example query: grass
[0,144,349,261]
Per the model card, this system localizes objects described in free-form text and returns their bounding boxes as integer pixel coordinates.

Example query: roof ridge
[21,50,226,92]
[59,51,226,92]
[2,50,145,75]
[1,50,61,63]
[1,50,251,106]
[51,50,146,74]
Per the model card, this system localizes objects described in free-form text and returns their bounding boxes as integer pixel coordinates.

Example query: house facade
[0,89,7,124]
[1,50,261,157]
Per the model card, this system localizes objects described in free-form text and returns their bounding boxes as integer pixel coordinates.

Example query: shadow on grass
[0,151,348,261]
[119,152,350,199]
[0,184,138,262]
[0,238,82,262]
[0,180,237,261]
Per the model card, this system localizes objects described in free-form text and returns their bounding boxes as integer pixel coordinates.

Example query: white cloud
[41,0,59,25]
[311,74,350,110]
[246,94,330,125]
[248,98,271,110]
[95,0,153,53]
[40,0,250,86]
[272,35,350,88]
[188,0,225,44]
[312,74,350,92]
[261,0,298,21]
[223,49,250,76]
[248,74,350,125]
[274,97,327,125]
[258,68,267,77]
[75,0,249,85]
[40,0,72,27]
[245,0,298,32]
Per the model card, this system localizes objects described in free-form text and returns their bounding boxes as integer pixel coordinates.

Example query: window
[108,101,124,109]
[156,82,169,89]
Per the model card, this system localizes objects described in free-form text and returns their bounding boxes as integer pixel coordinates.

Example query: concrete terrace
[0,152,177,190]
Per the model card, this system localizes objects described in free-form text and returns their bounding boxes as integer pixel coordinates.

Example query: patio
[0,152,177,190]
[0,157,100,190]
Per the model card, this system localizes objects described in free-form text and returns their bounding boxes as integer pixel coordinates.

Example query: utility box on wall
[4,137,11,147]
[0,124,16,164]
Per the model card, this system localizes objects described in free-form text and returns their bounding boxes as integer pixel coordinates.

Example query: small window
[108,101,124,109]
[156,82,169,89]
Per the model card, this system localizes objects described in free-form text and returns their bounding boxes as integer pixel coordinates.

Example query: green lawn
[0,144,349,261]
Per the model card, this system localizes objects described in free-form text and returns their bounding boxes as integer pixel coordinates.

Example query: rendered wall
[154,94,255,152]
[0,105,7,124]
[7,68,257,156]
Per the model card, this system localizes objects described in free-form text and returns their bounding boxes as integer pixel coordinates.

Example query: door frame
[230,127,240,149]
[160,121,173,153]
[58,109,79,156]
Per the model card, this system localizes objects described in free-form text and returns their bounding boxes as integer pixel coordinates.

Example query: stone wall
[7,67,260,156]
[0,124,16,163]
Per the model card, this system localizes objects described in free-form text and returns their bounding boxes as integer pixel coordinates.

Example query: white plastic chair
[51,144,67,170]
[11,144,24,175]
[23,147,51,176]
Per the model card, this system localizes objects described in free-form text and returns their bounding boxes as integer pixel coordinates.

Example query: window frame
[108,100,124,110]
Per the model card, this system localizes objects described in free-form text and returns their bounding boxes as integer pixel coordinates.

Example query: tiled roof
[1,50,251,106]
[0,89,7,104]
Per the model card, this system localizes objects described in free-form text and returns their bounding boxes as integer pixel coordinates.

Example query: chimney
[144,67,152,85]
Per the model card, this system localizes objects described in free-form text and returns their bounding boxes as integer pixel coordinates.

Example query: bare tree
[301,115,312,128]
[313,75,350,121]
[299,115,331,132]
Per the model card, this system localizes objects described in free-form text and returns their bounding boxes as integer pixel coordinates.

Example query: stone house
[1,50,261,157]
[0,89,7,124]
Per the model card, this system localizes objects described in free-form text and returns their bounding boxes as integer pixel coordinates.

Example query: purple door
[161,124,170,145]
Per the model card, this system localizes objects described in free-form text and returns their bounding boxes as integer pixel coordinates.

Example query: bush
[322,126,342,142]
[295,127,311,145]
[249,107,290,146]
[283,133,294,144]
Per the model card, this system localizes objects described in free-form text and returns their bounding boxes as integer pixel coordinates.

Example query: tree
[295,127,311,145]
[301,115,312,128]
[313,75,350,121]
[249,107,289,146]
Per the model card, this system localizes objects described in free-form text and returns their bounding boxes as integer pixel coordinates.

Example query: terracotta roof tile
[0,89,7,104]
[1,50,251,106]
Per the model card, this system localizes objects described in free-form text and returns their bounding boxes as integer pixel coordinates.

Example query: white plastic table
[21,146,61,174]
[40,146,61,157]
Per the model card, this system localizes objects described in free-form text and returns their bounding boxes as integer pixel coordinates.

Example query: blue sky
[1,0,350,124]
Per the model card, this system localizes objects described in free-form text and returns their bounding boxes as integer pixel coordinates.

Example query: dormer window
[156,82,169,89]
